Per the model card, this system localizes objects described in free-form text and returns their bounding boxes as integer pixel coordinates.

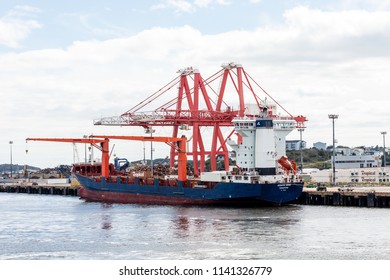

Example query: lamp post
[83,135,88,163]
[298,128,305,172]
[328,114,338,185]
[9,141,13,179]
[145,127,155,177]
[381,131,387,167]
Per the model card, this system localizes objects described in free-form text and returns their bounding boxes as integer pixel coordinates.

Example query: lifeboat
[278,156,297,175]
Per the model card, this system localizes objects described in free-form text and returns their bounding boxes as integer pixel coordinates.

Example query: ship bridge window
[244,176,248,180]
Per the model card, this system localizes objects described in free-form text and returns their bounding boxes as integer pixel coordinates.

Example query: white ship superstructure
[227,106,296,177]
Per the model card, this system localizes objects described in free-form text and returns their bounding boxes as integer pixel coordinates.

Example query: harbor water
[1,192,390,260]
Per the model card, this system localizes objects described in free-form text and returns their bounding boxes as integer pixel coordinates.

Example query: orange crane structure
[26,135,187,180]
[26,137,111,177]
[94,63,307,176]
[89,135,187,181]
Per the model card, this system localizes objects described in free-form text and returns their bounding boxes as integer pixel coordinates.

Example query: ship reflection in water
[170,207,300,244]
[100,204,112,231]
[1,193,390,260]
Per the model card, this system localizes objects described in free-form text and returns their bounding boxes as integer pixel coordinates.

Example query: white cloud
[341,0,390,9]
[284,6,390,42]
[60,12,129,38]
[2,7,390,167]
[194,0,230,7]
[151,0,194,13]
[194,0,213,7]
[151,0,230,13]
[7,5,41,17]
[0,5,42,48]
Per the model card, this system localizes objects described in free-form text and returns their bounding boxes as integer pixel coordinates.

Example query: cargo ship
[26,63,305,206]
[54,110,303,206]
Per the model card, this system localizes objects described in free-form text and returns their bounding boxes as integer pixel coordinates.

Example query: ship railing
[233,115,295,121]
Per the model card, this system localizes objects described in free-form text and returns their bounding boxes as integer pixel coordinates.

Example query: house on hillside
[286,140,306,151]
[313,142,326,150]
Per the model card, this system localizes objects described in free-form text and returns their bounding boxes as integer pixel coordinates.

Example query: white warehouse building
[308,167,390,184]
[333,154,381,169]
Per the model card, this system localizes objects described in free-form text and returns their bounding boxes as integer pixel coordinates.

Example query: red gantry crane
[94,63,307,176]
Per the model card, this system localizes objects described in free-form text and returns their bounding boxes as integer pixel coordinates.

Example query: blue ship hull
[75,174,303,206]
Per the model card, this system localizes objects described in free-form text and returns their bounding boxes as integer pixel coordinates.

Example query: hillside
[1,147,386,174]
[286,148,332,169]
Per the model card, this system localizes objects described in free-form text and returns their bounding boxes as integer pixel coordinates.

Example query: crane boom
[89,135,184,143]
[26,137,110,177]
[26,135,188,181]
[89,135,187,181]
[26,137,107,144]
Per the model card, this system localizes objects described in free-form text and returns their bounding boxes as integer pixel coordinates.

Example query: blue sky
[1,0,390,168]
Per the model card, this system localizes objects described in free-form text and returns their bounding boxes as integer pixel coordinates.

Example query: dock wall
[0,184,80,197]
[294,189,390,208]
[2,183,390,208]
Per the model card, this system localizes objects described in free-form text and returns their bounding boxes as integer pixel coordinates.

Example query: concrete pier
[294,186,390,208]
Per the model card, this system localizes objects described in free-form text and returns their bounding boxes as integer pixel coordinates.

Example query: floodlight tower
[328,114,339,185]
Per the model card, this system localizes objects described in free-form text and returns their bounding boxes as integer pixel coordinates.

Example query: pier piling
[0,184,80,197]
[294,186,390,208]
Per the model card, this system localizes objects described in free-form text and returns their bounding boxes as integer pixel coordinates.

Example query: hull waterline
[76,174,303,206]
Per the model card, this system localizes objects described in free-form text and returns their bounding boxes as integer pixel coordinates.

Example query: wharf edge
[293,186,390,208]
[0,184,80,197]
[2,183,390,208]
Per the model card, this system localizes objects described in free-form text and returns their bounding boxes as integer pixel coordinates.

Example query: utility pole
[145,127,155,177]
[328,114,338,185]
[9,141,13,179]
[381,131,387,167]
[298,128,305,172]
